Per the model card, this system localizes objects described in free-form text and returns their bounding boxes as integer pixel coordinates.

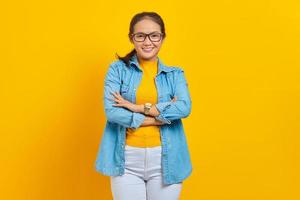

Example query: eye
[150,33,161,38]
[136,33,145,38]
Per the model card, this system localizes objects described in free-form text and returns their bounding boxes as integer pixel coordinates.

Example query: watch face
[145,103,152,107]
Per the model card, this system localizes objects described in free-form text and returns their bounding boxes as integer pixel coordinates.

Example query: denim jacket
[95,53,193,184]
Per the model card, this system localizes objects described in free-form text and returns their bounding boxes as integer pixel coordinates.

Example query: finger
[111,91,119,97]
[114,98,121,103]
[116,92,123,98]
[111,92,119,98]
[112,92,122,100]
[112,104,122,107]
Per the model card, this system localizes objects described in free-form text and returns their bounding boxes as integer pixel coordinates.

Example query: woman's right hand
[171,96,177,102]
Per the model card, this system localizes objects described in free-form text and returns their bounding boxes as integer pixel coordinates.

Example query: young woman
[95,11,193,200]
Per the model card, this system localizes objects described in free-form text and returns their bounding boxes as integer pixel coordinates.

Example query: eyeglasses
[130,32,164,42]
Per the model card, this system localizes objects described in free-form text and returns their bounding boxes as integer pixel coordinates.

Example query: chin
[138,52,158,61]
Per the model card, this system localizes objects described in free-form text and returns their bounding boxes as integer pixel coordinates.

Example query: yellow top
[125,58,161,147]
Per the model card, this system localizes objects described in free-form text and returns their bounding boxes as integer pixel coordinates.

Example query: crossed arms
[111,91,177,127]
[104,64,192,130]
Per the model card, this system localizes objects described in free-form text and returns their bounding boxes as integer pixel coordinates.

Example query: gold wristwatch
[144,103,152,115]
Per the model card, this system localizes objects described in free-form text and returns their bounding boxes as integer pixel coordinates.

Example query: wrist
[144,102,152,115]
[154,118,163,125]
[138,104,144,113]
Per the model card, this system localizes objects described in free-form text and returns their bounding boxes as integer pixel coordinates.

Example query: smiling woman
[95,11,193,200]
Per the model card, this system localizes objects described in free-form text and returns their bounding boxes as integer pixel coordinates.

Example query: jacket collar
[129,53,175,74]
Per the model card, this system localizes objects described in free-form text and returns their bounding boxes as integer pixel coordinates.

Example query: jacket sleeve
[154,69,192,124]
[103,63,145,129]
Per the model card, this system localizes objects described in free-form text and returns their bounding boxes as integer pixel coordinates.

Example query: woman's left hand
[111,91,142,113]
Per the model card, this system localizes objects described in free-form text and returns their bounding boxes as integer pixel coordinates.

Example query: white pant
[110,145,183,200]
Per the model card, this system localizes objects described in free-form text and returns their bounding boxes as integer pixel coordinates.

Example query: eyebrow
[134,31,161,34]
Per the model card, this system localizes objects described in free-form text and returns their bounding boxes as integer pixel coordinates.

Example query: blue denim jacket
[95,53,193,184]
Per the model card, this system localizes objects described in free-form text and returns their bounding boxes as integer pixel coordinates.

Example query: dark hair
[115,11,166,67]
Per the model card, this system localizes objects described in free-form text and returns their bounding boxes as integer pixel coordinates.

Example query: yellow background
[1,0,299,199]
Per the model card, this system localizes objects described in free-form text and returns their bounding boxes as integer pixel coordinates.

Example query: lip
[142,47,154,51]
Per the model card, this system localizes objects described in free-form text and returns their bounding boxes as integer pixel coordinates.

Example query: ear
[128,34,134,43]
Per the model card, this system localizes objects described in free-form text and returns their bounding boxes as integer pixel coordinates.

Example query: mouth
[142,47,154,53]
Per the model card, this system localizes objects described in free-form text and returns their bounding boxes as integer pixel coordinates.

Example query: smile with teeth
[142,47,154,52]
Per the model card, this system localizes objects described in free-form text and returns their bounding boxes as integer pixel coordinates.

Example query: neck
[137,56,158,64]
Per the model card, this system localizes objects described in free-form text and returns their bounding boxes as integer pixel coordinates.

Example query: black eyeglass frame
[129,32,164,42]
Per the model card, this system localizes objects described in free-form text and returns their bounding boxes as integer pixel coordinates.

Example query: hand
[140,116,165,127]
[111,91,141,112]
[171,96,177,102]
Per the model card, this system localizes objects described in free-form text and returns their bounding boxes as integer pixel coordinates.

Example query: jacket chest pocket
[160,74,175,101]
[158,84,174,101]
[119,68,134,100]
[120,83,130,100]
[162,91,173,101]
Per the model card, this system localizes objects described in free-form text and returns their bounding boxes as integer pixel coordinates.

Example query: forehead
[134,18,161,33]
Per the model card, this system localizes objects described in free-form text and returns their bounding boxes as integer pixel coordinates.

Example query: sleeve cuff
[130,112,146,129]
[154,102,172,124]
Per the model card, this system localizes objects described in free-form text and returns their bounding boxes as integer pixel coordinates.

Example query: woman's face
[130,19,164,62]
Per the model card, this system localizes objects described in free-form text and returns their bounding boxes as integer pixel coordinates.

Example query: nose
[143,35,152,45]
